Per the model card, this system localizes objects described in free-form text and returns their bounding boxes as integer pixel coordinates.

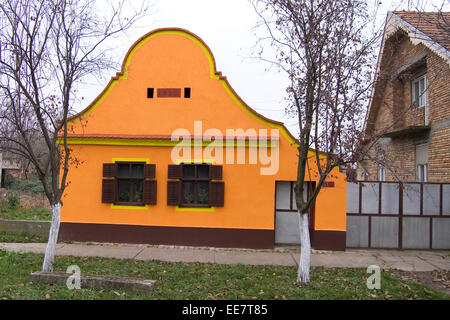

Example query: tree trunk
[297,211,311,285]
[41,202,61,272]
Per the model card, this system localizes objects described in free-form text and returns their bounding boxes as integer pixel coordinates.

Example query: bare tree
[0,0,149,272]
[251,0,382,285]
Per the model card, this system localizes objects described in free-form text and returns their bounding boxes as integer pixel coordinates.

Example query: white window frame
[411,74,427,108]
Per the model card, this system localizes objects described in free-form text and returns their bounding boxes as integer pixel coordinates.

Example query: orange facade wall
[60,28,347,242]
[61,139,346,232]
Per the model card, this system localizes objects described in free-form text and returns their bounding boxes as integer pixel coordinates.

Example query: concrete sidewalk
[1,242,449,272]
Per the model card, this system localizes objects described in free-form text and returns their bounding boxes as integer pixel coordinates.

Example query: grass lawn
[0,207,51,221]
[0,249,448,300]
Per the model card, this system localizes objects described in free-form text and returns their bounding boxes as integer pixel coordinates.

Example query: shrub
[5,176,45,195]
[6,192,20,209]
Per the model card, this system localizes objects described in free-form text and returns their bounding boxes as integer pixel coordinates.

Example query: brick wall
[429,127,450,182]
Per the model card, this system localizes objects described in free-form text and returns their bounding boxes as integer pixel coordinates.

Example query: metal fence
[346,181,450,249]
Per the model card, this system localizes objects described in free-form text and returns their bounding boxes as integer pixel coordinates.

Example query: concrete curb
[29,271,156,294]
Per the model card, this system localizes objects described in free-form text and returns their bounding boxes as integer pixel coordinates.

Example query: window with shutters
[102,162,157,206]
[167,163,224,208]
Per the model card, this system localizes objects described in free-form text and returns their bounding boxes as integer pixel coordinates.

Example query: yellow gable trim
[58,137,278,147]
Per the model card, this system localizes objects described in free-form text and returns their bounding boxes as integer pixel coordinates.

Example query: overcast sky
[77,0,449,138]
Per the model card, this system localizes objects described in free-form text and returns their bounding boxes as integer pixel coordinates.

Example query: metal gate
[274,181,312,245]
[346,181,450,249]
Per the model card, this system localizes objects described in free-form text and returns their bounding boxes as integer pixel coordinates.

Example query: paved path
[1,242,449,272]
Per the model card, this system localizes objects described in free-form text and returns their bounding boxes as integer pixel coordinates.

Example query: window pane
[378,167,385,181]
[420,78,426,106]
[420,78,425,93]
[132,164,144,178]
[183,165,195,179]
[198,182,209,204]
[133,180,143,202]
[414,81,420,105]
[118,164,129,177]
[118,180,130,201]
[417,165,423,182]
[182,182,195,204]
[197,165,209,179]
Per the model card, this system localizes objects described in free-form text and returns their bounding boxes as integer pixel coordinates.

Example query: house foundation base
[59,222,275,249]
[310,230,346,251]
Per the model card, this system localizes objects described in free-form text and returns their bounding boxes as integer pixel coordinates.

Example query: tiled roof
[393,11,450,51]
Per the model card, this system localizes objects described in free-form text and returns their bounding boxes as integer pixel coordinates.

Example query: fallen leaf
[114,291,121,296]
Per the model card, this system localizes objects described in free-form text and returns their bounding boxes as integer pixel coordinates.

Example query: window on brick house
[415,143,428,182]
[411,74,427,108]
[417,164,428,182]
[377,165,386,181]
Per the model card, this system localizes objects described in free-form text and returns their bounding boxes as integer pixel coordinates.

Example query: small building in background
[0,152,23,188]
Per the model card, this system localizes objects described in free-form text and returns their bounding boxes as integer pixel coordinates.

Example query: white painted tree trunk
[297,212,311,285]
[42,203,61,272]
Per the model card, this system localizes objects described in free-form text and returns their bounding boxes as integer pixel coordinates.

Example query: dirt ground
[391,269,450,296]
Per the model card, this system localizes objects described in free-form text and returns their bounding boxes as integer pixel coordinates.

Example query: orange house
[59,28,347,250]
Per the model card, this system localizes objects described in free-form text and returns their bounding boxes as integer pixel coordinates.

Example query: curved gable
[67,28,298,146]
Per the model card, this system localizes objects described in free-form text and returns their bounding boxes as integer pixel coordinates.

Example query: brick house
[358,11,450,182]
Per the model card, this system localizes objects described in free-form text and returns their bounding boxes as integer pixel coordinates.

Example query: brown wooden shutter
[144,164,156,179]
[209,181,224,207]
[102,179,116,203]
[103,163,117,177]
[168,164,182,179]
[210,165,223,180]
[167,180,181,205]
[143,180,157,205]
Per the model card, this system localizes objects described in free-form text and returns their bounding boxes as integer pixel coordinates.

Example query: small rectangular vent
[157,88,181,98]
